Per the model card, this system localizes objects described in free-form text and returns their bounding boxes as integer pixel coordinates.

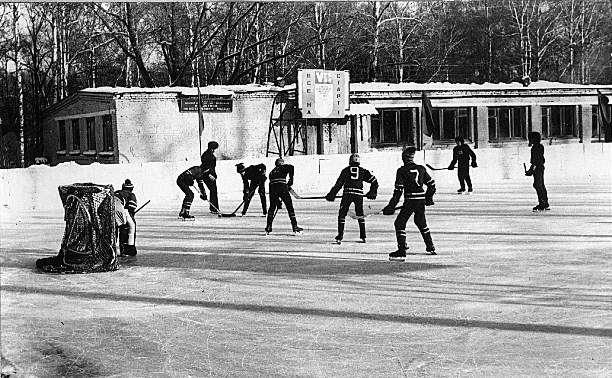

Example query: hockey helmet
[349,153,360,166]
[236,163,246,173]
[402,146,416,164]
[122,179,134,191]
[527,131,541,146]
[208,141,219,150]
[275,157,285,167]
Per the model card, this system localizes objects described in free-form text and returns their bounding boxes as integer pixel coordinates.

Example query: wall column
[530,105,543,135]
[476,106,488,147]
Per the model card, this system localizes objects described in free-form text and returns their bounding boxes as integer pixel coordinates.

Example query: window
[593,105,610,141]
[542,106,577,138]
[86,117,96,151]
[102,115,113,151]
[431,107,473,141]
[58,120,66,151]
[370,108,415,145]
[488,107,527,141]
[71,119,80,151]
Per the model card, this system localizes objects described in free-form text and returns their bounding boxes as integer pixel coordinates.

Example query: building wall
[42,94,117,166]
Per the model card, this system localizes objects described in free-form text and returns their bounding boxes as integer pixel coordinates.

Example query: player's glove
[207,174,216,182]
[287,180,293,188]
[382,205,395,216]
[325,192,335,202]
[200,194,208,201]
[425,197,435,206]
[471,162,478,168]
[365,191,377,200]
[448,166,454,170]
[525,168,533,176]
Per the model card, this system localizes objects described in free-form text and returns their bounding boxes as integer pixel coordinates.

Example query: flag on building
[421,91,435,137]
[597,90,611,142]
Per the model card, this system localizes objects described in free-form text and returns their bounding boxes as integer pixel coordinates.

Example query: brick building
[41,81,611,166]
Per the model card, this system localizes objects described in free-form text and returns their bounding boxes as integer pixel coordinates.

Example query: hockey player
[448,136,477,194]
[176,166,208,219]
[383,146,437,260]
[525,131,550,212]
[201,141,219,214]
[114,179,138,256]
[236,163,268,216]
[265,158,302,234]
[114,193,136,258]
[325,153,378,244]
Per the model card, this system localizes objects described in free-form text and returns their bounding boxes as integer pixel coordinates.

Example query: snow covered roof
[350,81,612,93]
[80,83,296,96]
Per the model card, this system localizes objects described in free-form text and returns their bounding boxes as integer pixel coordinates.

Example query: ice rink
[1,180,611,377]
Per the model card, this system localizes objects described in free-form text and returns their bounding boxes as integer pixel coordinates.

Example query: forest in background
[1,0,611,167]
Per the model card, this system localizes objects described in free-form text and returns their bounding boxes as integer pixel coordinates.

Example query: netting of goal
[36,183,119,274]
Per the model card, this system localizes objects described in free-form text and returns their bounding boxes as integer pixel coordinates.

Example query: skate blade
[388,257,406,262]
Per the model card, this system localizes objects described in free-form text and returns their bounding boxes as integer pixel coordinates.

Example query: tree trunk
[13,4,25,167]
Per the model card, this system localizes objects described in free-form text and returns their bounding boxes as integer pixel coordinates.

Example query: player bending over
[114,194,136,258]
[325,153,378,244]
[265,158,302,235]
[176,166,208,219]
[383,146,437,260]
[236,163,267,216]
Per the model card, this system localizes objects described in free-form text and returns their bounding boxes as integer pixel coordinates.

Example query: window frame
[431,107,474,142]
[102,114,114,152]
[541,105,578,138]
[370,108,415,146]
[58,120,67,152]
[488,106,528,142]
[86,117,96,152]
[71,119,81,153]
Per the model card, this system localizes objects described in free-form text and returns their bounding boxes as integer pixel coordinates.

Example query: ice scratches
[388,340,408,378]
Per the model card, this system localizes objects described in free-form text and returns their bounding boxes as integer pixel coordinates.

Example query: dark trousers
[177,178,195,210]
[337,194,365,240]
[266,185,297,230]
[533,167,548,206]
[243,179,267,215]
[394,200,434,250]
[203,176,218,212]
[457,166,472,190]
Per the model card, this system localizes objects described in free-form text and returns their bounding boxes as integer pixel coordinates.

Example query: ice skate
[264,226,272,235]
[359,238,366,243]
[178,211,195,220]
[388,249,406,262]
[334,234,342,244]
[293,226,303,235]
[467,188,473,195]
[457,188,465,194]
[532,205,545,212]
[426,245,437,255]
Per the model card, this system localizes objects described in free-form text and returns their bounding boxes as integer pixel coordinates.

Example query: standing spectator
[201,141,219,213]
[525,131,550,212]
[448,136,477,194]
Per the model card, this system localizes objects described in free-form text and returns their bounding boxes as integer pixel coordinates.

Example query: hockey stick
[348,205,403,220]
[425,164,449,171]
[218,187,260,217]
[193,186,221,214]
[134,200,151,214]
[288,188,346,200]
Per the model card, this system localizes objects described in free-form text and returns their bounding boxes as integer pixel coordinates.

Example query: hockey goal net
[36,183,118,273]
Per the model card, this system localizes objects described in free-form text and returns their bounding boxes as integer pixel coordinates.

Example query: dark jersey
[530,143,545,167]
[450,144,476,168]
[242,164,267,188]
[394,162,435,201]
[269,164,294,187]
[178,166,205,187]
[200,150,217,178]
[114,189,137,215]
[331,166,377,196]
